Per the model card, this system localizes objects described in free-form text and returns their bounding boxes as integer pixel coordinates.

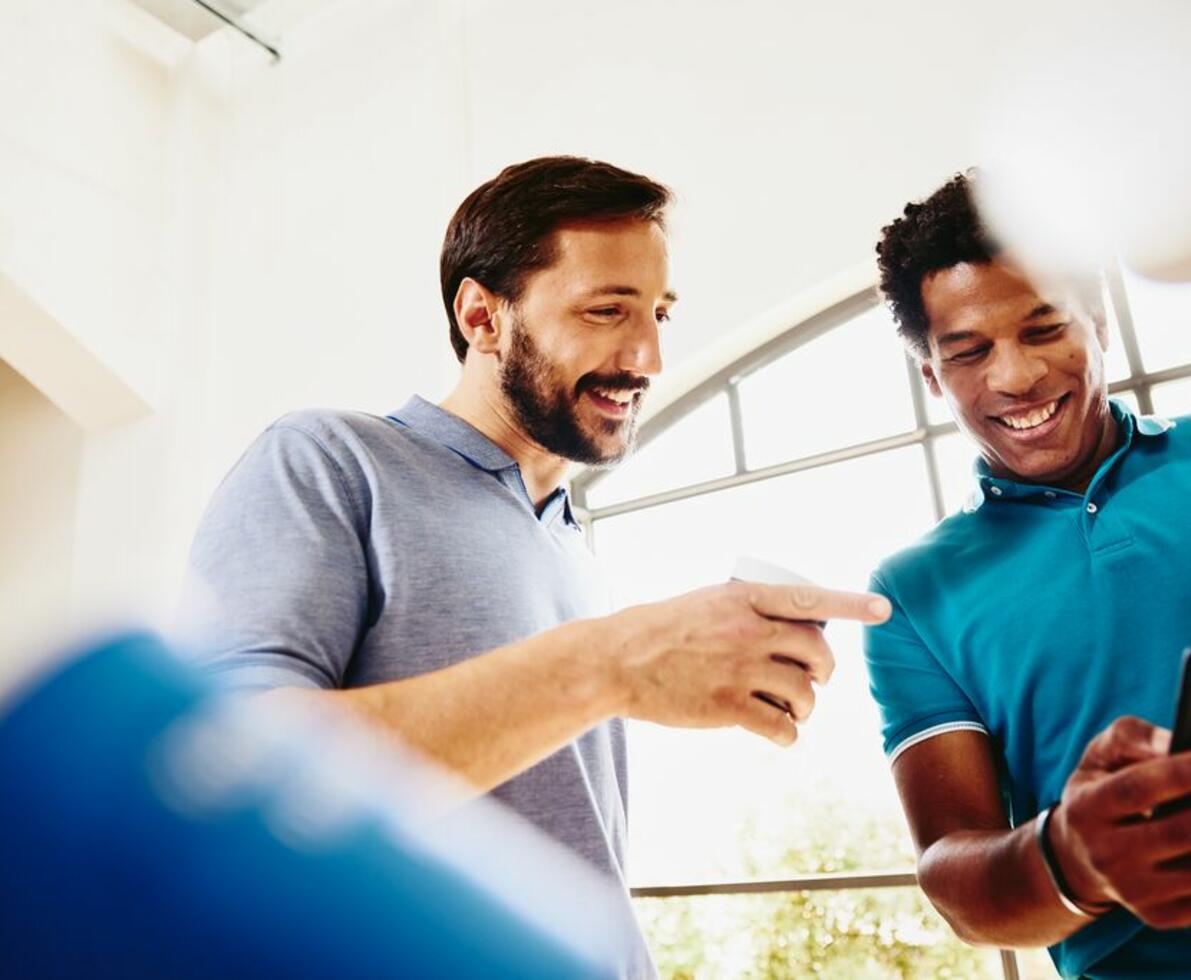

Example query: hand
[1050,716,1191,927]
[605,580,892,746]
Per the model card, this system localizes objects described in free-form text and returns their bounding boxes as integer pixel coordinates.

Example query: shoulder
[267,408,399,456]
[873,508,979,597]
[224,409,410,516]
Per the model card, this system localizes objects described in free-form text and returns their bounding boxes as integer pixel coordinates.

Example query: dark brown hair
[440,156,672,362]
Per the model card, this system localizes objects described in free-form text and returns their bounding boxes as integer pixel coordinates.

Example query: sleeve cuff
[206,661,328,693]
[888,720,990,764]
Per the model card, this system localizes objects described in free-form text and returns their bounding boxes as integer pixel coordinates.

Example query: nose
[986,342,1048,397]
[617,312,663,377]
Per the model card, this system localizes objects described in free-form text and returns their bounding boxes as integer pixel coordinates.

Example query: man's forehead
[923,261,1054,336]
[537,219,674,296]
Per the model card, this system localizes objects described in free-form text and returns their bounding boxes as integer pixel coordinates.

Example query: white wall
[0,0,1087,663]
[0,361,84,674]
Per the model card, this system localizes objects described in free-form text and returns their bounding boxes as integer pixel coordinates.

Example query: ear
[1091,303,1110,352]
[921,360,943,398]
[453,278,504,356]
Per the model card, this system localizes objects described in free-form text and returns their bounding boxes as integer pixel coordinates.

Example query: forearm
[918,821,1090,948]
[261,616,625,794]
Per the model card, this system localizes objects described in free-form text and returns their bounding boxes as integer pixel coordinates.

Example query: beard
[498,312,646,466]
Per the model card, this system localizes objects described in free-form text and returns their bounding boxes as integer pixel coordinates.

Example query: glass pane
[635,890,1005,979]
[1121,268,1191,371]
[584,392,736,508]
[1111,389,1141,416]
[738,305,916,468]
[930,433,979,516]
[1152,377,1191,417]
[592,447,936,882]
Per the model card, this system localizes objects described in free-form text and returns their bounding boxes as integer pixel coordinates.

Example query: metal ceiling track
[189,0,280,60]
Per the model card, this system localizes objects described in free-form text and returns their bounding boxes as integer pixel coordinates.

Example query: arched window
[570,267,1191,979]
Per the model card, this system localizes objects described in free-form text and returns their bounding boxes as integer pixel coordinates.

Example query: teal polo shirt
[864,400,1191,979]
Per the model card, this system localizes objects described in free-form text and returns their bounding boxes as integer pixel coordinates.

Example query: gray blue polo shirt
[182,396,654,978]
[865,400,1191,978]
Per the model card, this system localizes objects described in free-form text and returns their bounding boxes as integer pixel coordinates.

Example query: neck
[440,379,571,510]
[1057,407,1121,494]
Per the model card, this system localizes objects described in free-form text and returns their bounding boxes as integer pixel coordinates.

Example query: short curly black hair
[876,172,998,359]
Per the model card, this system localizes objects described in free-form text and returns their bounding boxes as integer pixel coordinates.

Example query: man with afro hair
[863,172,1191,978]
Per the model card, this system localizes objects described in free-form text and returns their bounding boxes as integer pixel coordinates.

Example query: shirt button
[989,486,1003,496]
[1086,502,1098,514]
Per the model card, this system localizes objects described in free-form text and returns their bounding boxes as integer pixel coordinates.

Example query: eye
[946,345,990,364]
[587,306,620,319]
[656,309,671,324]
[1026,323,1067,341]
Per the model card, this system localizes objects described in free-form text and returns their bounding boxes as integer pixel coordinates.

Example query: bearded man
[181,156,889,978]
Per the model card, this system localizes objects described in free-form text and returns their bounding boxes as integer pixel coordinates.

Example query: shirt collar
[964,398,1175,512]
[388,395,517,472]
[387,395,580,528]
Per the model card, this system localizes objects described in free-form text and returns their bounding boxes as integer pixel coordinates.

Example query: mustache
[576,372,651,397]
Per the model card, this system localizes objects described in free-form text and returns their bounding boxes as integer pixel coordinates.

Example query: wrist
[595,604,660,719]
[1040,805,1115,917]
[561,612,637,719]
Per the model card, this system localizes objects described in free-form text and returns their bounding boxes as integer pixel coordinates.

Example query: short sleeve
[178,421,370,691]
[863,570,988,762]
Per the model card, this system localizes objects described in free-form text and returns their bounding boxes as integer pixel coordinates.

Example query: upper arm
[892,730,1009,855]
[864,571,1008,850]
[179,421,371,691]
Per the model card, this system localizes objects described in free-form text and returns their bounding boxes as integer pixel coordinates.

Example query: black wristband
[1035,805,1113,919]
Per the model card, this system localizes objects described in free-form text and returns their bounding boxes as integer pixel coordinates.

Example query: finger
[1096,753,1191,818]
[761,621,835,684]
[1083,716,1171,773]
[1120,807,1191,863]
[751,660,816,721]
[1135,895,1191,931]
[747,582,891,625]
[738,696,799,747]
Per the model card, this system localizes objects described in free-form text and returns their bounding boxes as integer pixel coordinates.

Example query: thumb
[1083,716,1169,774]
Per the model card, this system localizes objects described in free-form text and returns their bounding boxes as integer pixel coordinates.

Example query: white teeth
[592,387,633,405]
[999,399,1059,430]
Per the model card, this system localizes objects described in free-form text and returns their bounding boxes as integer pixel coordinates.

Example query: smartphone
[1155,649,1191,818]
[729,557,823,718]
[1170,647,1191,755]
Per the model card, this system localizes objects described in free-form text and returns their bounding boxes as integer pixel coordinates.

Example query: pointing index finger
[750,582,892,625]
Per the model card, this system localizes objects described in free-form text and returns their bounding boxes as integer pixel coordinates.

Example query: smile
[585,386,642,418]
[990,393,1070,438]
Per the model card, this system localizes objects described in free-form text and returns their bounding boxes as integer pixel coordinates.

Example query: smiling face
[497,218,674,465]
[920,261,1116,490]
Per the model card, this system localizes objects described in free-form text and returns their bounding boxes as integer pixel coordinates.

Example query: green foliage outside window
[634,800,1004,979]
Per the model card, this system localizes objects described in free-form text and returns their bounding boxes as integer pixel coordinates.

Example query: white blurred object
[730,556,814,588]
[976,0,1191,283]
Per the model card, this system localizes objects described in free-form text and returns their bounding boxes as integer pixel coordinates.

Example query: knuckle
[711,685,743,715]
[1111,773,1148,811]
[790,584,820,611]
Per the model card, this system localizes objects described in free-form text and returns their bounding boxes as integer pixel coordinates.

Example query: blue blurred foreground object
[0,632,624,979]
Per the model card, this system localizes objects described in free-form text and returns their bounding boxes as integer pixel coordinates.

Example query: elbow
[916,855,999,949]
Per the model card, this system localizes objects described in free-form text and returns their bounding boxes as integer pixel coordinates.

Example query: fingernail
[868,596,892,619]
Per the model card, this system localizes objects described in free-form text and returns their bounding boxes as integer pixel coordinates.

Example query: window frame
[571,267,1191,980]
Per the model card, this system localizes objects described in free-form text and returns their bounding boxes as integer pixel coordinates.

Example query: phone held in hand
[1155,648,1191,818]
[1170,647,1191,755]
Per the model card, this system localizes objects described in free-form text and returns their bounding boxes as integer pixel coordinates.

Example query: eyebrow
[586,285,679,303]
[935,329,978,347]
[935,303,1064,346]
